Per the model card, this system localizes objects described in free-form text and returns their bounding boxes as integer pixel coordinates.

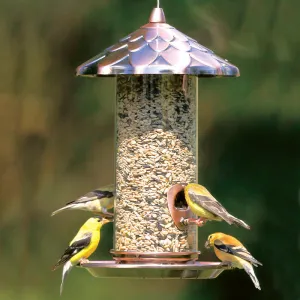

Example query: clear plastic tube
[115,75,198,254]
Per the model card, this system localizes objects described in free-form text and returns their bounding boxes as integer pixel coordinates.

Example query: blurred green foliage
[0,0,298,300]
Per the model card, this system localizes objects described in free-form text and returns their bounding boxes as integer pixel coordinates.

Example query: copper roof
[76,6,239,77]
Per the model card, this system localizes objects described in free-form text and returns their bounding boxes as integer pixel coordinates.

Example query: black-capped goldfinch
[205,232,262,290]
[52,217,111,295]
[184,183,250,229]
[51,185,115,217]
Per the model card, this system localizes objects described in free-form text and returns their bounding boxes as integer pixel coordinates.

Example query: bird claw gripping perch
[180,217,207,227]
[79,258,90,266]
[221,261,235,270]
[98,212,114,221]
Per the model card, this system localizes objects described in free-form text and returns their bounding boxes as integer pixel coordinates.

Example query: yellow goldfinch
[51,185,115,217]
[52,217,111,295]
[183,183,250,229]
[205,232,262,290]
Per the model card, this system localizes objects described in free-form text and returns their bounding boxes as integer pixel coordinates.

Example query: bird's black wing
[52,233,92,270]
[188,189,231,220]
[214,239,262,266]
[188,188,250,229]
[66,190,114,205]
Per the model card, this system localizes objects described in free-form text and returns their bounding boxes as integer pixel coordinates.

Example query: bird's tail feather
[242,261,261,290]
[51,206,73,217]
[60,261,73,296]
[229,215,250,230]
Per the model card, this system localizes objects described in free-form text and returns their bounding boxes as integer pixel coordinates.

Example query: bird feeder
[76,3,239,279]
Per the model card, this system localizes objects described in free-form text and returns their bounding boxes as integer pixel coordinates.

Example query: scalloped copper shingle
[76,8,239,77]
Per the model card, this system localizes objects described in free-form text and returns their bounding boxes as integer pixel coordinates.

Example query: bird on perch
[183,183,250,229]
[51,185,115,218]
[52,217,111,295]
[205,232,262,290]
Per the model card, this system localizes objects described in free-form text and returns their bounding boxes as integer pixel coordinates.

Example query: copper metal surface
[167,184,194,231]
[110,250,200,263]
[149,8,166,23]
[76,7,240,77]
[81,260,228,279]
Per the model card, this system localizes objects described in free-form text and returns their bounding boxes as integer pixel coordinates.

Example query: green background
[0,0,298,300]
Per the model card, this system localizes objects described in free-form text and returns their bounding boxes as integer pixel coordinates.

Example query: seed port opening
[174,190,188,210]
[167,184,191,231]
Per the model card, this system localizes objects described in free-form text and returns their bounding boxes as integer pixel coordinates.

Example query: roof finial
[149,3,166,23]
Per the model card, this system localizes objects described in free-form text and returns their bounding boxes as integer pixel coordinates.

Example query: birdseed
[115,75,198,253]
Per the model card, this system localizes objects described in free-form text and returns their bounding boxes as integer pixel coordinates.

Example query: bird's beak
[102,218,112,225]
[204,241,210,249]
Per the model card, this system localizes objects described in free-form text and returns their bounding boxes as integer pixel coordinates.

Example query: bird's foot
[180,217,207,227]
[221,261,234,269]
[194,218,207,227]
[98,211,114,216]
[96,211,114,220]
[79,258,90,266]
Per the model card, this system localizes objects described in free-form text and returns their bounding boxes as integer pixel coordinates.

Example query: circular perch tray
[81,261,228,279]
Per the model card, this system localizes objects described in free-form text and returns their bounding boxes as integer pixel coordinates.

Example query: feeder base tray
[81,261,228,279]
